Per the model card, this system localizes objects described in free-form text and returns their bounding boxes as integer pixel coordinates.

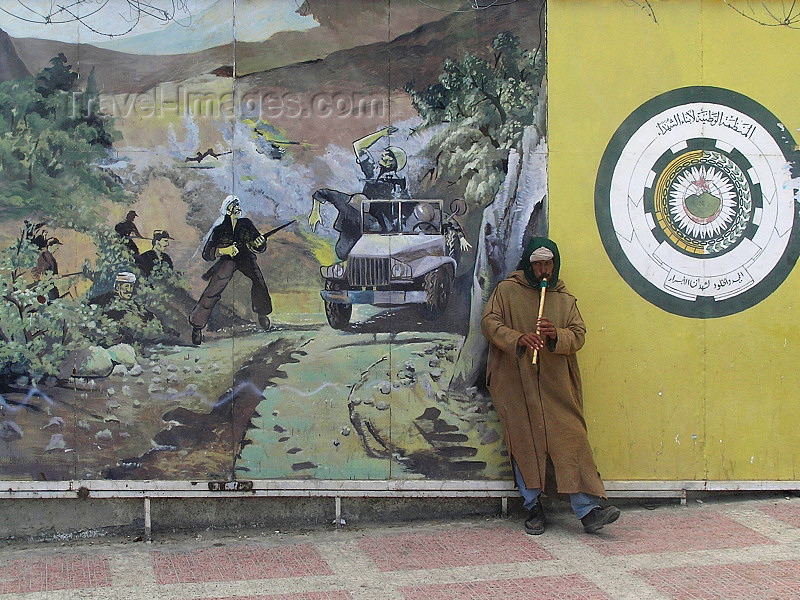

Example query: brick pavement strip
[0,555,111,595]
[151,544,334,584]
[0,496,798,600]
[399,574,611,600]
[635,560,800,600]
[198,594,355,599]
[356,526,553,571]
[580,509,778,556]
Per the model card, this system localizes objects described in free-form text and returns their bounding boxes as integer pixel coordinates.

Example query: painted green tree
[0,227,111,386]
[406,31,545,212]
[0,56,186,388]
[0,53,125,230]
[407,31,547,391]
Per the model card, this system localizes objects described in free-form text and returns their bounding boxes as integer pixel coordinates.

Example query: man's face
[116,282,134,300]
[531,258,554,282]
[226,200,242,217]
[379,150,397,171]
[154,237,170,252]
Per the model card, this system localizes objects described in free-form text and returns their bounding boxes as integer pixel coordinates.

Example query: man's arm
[240,219,268,254]
[202,223,237,261]
[481,284,526,354]
[353,126,397,157]
[549,298,586,354]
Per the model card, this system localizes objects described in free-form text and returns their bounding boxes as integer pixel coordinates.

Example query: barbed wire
[0,0,192,38]
[620,0,657,23]
[722,0,800,28]
[621,0,800,28]
[412,0,519,13]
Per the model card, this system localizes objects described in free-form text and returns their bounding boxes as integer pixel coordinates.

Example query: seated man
[403,202,440,233]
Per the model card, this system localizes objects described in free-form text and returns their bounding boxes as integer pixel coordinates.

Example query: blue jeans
[513,459,600,519]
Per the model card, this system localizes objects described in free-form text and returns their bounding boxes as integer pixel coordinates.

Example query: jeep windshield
[362,200,442,234]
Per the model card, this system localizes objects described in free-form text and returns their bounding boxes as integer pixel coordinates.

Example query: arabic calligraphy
[664,269,753,297]
[656,108,757,138]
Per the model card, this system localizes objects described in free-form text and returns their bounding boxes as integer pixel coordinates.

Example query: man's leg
[189,260,235,343]
[569,493,600,519]
[512,459,541,510]
[570,492,621,533]
[512,459,545,535]
[239,258,272,329]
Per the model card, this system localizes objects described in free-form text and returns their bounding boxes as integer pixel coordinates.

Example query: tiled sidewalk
[1,495,800,599]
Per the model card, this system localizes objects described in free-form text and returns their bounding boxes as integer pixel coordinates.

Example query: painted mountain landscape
[0,0,547,482]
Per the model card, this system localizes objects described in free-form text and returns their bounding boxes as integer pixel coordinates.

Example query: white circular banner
[596,87,800,317]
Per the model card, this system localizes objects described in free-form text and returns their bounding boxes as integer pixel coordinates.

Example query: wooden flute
[532,278,548,365]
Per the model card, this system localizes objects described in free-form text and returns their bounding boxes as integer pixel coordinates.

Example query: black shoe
[581,506,620,533]
[258,314,271,330]
[524,500,546,535]
[191,326,203,346]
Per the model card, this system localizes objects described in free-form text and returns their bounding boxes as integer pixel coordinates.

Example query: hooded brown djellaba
[481,238,607,499]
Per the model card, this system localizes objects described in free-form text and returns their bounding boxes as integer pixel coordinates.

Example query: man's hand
[537,316,557,340]
[308,199,322,232]
[518,332,545,351]
[459,237,472,252]
[517,318,557,353]
[217,244,239,257]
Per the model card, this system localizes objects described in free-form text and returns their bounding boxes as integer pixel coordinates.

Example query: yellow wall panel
[550,0,800,481]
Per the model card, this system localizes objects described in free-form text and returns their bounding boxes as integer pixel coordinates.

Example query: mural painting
[0,1,547,482]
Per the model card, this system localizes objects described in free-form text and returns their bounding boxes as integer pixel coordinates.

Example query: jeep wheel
[324,281,352,329]
[418,266,453,321]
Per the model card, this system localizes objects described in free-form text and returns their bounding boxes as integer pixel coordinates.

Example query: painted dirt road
[238,306,507,481]
[1,305,508,483]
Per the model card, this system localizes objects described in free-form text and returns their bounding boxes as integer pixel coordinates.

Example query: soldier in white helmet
[307,126,410,255]
[353,126,409,200]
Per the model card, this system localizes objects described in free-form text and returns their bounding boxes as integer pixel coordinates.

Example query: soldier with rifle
[114,210,145,256]
[189,195,293,345]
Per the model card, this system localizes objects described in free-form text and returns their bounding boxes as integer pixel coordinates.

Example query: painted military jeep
[320,199,457,329]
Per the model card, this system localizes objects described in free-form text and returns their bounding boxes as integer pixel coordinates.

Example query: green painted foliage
[0,55,125,230]
[0,224,189,387]
[0,237,107,385]
[82,226,187,347]
[406,32,545,209]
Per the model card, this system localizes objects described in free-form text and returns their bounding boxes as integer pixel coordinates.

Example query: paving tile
[581,509,777,556]
[400,574,612,600]
[635,559,800,599]
[200,593,353,600]
[358,526,553,571]
[760,502,800,529]
[0,554,111,594]
[151,543,334,584]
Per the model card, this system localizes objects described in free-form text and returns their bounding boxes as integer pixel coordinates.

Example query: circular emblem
[596,86,800,318]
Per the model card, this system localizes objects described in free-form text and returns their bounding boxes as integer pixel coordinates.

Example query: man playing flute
[481,237,620,535]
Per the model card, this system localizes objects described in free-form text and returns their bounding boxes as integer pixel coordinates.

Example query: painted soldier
[353,126,410,200]
[32,235,61,302]
[189,196,272,345]
[114,210,142,256]
[136,230,174,277]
